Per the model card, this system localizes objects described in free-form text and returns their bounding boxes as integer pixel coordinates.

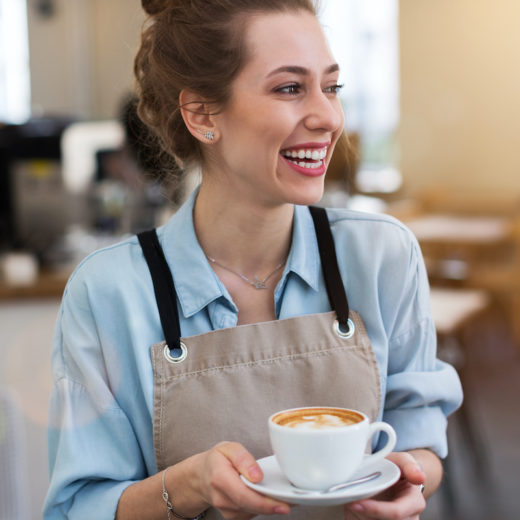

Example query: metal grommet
[163,341,188,363]
[333,318,355,339]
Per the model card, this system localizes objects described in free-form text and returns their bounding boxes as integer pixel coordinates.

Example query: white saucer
[240,455,400,506]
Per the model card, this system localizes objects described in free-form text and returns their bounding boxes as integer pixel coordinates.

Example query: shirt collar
[159,189,226,318]
[159,190,320,318]
[285,204,320,292]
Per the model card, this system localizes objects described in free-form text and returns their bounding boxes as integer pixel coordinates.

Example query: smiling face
[206,9,345,207]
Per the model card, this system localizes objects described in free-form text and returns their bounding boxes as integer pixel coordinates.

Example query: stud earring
[204,131,214,141]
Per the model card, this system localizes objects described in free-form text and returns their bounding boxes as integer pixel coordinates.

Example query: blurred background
[0,0,519,518]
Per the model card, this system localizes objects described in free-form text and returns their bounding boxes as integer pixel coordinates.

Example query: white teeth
[281,147,328,160]
[287,159,324,169]
[281,147,327,171]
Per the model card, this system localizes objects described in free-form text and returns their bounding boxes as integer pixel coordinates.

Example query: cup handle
[364,422,397,466]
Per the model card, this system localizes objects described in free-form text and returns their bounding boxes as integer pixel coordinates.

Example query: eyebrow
[267,63,340,78]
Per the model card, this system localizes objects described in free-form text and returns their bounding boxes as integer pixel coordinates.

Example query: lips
[280,144,329,171]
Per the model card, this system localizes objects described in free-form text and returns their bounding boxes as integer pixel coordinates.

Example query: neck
[193,181,294,275]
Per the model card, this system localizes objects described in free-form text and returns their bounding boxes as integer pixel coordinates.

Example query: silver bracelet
[161,467,206,520]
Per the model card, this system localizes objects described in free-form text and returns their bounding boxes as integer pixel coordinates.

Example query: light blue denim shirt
[44,190,462,519]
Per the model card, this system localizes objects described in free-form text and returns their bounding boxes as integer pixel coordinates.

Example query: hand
[343,452,426,520]
[195,441,292,520]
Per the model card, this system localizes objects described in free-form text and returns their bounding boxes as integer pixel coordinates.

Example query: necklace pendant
[253,277,268,289]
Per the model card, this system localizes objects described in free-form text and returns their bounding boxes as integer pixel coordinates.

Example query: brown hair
[134,0,317,178]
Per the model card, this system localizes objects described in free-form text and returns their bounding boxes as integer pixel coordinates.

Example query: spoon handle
[324,471,382,493]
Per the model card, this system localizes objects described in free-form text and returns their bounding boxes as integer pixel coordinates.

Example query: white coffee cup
[268,406,397,490]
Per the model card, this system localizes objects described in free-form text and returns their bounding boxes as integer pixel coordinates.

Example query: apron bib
[138,207,382,520]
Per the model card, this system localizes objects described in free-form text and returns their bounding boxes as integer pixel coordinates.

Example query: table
[405,214,513,253]
[0,269,69,300]
[406,213,520,349]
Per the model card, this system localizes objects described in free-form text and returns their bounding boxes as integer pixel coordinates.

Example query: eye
[275,83,302,95]
[324,83,344,95]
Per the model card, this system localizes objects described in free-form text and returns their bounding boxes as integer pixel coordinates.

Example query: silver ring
[333,318,355,339]
[163,341,188,363]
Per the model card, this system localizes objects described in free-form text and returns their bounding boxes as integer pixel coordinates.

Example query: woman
[44,1,462,519]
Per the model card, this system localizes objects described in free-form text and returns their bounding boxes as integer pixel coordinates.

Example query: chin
[285,185,325,207]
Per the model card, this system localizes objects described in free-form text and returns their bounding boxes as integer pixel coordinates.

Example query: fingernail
[274,506,290,515]
[351,503,364,512]
[248,465,262,480]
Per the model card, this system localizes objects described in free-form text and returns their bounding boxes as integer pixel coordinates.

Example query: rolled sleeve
[382,302,463,458]
[384,361,463,457]
[44,377,144,519]
[43,274,147,519]
[377,233,463,458]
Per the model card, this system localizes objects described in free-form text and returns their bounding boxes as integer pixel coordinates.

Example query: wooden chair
[462,217,520,348]
[398,188,520,349]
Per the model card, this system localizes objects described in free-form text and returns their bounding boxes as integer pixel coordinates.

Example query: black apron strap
[137,229,181,351]
[309,206,351,330]
[137,208,350,347]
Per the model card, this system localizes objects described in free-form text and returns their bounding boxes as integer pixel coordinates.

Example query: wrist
[163,454,209,518]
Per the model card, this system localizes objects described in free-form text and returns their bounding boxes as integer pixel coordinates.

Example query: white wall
[399,0,520,199]
[0,299,61,520]
[27,0,144,119]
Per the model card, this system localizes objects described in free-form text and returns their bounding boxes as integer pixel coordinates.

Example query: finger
[218,508,255,520]
[216,473,291,516]
[216,442,263,483]
[210,445,291,515]
[346,481,425,519]
[387,452,426,485]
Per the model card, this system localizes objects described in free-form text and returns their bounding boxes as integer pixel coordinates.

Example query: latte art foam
[272,407,363,430]
[286,413,354,430]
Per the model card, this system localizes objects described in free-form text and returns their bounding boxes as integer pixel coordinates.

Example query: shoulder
[320,209,431,341]
[63,234,147,304]
[324,207,420,261]
[325,206,413,234]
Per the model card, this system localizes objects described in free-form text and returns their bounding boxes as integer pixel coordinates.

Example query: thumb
[401,459,426,486]
[216,441,264,483]
[387,452,426,485]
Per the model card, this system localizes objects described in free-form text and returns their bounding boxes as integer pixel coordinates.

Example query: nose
[304,87,344,133]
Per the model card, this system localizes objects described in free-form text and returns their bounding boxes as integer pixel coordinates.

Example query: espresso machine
[0,117,74,257]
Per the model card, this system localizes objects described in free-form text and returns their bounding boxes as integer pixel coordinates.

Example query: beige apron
[138,207,382,520]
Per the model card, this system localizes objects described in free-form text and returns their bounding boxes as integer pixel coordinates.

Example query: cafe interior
[0,1,519,519]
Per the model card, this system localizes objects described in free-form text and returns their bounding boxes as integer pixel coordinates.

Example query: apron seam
[154,345,361,381]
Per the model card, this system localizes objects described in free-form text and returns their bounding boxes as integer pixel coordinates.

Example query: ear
[179,90,219,143]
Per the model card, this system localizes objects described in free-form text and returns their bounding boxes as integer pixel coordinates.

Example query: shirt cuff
[381,405,449,458]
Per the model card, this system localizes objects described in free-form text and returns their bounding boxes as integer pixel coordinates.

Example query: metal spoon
[290,471,382,495]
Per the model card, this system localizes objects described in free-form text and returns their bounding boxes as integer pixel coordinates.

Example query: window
[0,0,31,123]
[321,0,401,192]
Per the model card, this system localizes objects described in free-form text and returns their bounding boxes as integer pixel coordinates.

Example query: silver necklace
[206,255,285,289]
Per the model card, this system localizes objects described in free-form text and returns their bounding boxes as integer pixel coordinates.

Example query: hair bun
[141,0,168,16]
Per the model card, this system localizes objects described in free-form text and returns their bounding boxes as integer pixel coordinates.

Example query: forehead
[240,10,336,78]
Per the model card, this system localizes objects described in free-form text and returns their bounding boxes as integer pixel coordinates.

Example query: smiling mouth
[280,146,328,170]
